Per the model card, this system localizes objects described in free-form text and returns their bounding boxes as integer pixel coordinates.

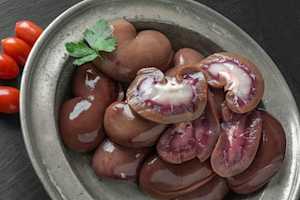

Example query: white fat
[135,153,141,158]
[190,71,205,80]
[178,54,185,66]
[224,121,240,146]
[120,173,126,179]
[102,140,115,153]
[78,131,98,143]
[227,125,236,146]
[114,103,135,120]
[122,104,135,120]
[87,95,95,101]
[141,77,193,105]
[85,71,100,90]
[147,157,158,165]
[209,63,251,99]
[69,100,92,120]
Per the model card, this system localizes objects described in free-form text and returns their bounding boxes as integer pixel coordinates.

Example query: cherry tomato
[1,37,31,66]
[15,20,43,46]
[0,86,19,113]
[0,54,20,80]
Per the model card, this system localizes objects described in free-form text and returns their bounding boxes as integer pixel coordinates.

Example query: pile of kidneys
[60,19,286,200]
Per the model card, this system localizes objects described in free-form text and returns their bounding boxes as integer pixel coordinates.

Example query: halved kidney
[157,122,196,164]
[127,67,207,124]
[199,52,264,114]
[195,90,221,161]
[157,90,220,164]
[211,110,262,177]
[227,110,286,194]
[139,155,215,200]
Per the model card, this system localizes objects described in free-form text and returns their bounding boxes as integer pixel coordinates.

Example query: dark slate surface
[0,0,299,199]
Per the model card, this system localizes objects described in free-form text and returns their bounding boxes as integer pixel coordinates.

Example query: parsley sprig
[65,19,117,65]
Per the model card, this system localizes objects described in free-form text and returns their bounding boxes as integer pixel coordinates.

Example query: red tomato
[0,86,19,113]
[0,54,20,79]
[1,37,31,66]
[15,20,43,46]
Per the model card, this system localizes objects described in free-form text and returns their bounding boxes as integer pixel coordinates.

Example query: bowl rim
[20,0,300,200]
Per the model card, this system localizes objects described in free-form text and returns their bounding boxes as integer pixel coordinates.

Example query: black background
[0,0,299,199]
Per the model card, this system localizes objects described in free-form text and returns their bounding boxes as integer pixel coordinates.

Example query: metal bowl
[20,0,300,200]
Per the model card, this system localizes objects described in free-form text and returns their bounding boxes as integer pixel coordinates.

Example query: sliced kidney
[139,155,215,200]
[157,90,220,164]
[127,67,207,124]
[194,90,220,161]
[104,101,166,148]
[199,52,264,114]
[227,110,286,194]
[157,122,196,164]
[92,139,150,180]
[211,110,262,177]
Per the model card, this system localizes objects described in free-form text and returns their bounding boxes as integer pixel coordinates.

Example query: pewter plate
[20,0,300,200]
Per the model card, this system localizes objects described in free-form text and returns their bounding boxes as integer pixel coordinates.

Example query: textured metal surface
[20,0,300,200]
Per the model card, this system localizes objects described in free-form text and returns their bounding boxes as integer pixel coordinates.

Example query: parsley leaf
[73,53,98,66]
[65,41,96,58]
[83,20,117,52]
[65,19,117,66]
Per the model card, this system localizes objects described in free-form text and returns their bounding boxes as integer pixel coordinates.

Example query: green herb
[65,19,117,66]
